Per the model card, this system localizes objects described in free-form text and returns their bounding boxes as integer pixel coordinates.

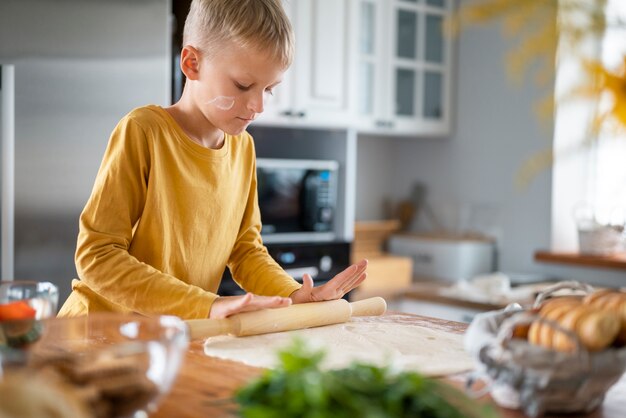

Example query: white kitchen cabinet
[349,0,454,136]
[256,0,354,129]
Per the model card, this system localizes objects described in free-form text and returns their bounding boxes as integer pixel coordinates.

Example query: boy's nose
[247,91,265,114]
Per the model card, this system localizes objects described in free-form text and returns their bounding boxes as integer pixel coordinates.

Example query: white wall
[355,134,396,220]
[356,22,626,286]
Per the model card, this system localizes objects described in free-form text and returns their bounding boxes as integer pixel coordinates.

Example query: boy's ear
[180,46,201,80]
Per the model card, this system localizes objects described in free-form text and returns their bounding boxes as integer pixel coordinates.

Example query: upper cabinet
[349,0,453,136]
[256,0,353,129]
[255,0,454,137]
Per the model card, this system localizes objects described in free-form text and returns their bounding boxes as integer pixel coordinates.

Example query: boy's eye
[265,88,275,96]
[235,82,251,91]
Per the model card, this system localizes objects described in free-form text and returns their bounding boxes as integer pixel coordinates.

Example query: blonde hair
[183,0,294,69]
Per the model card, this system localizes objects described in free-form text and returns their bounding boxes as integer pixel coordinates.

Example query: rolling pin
[185,296,387,340]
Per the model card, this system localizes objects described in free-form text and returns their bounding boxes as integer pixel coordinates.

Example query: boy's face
[188,43,286,135]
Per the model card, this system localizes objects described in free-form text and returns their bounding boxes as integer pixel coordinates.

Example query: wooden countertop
[150,313,626,418]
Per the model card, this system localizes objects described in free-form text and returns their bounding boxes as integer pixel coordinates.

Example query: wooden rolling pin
[186,297,387,340]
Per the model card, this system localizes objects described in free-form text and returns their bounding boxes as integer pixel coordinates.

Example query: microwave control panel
[302,170,336,232]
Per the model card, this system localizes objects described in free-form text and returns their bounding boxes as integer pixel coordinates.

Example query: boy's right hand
[209,293,292,319]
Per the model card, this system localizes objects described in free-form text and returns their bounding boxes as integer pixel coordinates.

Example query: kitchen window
[550,0,626,254]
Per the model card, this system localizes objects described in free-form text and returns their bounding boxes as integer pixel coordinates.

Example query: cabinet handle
[279,110,306,118]
[376,120,394,129]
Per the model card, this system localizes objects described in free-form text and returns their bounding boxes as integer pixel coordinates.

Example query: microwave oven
[256,158,339,243]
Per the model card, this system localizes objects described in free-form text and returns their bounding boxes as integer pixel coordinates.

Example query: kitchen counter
[151,312,626,418]
[399,282,509,310]
[398,280,560,310]
[381,281,547,323]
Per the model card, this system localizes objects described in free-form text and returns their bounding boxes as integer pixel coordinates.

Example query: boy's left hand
[290,259,368,303]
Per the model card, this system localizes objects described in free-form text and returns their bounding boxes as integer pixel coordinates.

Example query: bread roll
[531,297,582,347]
[577,309,621,351]
[527,294,621,352]
[583,289,615,306]
[553,305,593,352]
[538,296,582,314]
[527,319,542,347]
[538,305,575,349]
[584,290,626,345]
[529,303,577,348]
[528,298,576,347]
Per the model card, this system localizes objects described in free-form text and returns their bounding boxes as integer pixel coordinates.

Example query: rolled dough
[203,316,473,377]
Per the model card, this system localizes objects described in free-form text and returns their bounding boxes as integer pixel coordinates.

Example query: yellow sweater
[58,105,301,319]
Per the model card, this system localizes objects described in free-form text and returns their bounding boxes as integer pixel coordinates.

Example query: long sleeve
[75,112,217,319]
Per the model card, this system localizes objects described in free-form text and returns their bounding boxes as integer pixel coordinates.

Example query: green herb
[235,338,498,418]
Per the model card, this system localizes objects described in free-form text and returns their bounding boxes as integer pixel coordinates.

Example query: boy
[58,0,367,319]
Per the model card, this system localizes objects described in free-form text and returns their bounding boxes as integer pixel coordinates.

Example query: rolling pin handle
[349,297,387,317]
[186,318,235,340]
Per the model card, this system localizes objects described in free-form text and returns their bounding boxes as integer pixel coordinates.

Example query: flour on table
[202,318,473,377]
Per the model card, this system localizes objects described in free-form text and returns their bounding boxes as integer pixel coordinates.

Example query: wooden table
[151,313,626,418]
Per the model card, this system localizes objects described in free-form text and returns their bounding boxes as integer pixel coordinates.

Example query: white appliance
[388,234,495,282]
[0,0,170,300]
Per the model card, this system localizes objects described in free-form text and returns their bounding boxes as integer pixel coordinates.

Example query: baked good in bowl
[1,313,189,418]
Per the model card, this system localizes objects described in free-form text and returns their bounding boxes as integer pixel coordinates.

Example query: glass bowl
[0,280,59,349]
[3,313,189,418]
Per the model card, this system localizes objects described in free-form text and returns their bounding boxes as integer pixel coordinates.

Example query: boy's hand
[290,259,368,304]
[209,293,292,319]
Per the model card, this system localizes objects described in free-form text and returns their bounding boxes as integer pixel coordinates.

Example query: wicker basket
[465,282,626,417]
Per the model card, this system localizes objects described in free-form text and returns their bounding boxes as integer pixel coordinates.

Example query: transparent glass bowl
[2,313,189,418]
[0,280,59,349]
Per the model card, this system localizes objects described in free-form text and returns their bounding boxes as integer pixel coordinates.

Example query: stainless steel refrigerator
[0,0,171,304]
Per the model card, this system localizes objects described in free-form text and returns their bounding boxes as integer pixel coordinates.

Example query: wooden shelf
[535,250,626,271]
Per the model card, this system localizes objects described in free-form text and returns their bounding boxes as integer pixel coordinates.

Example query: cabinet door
[256,0,353,128]
[254,0,295,125]
[291,0,352,126]
[350,0,390,132]
[350,0,452,136]
[388,2,422,133]
[388,0,451,135]
[422,4,449,130]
